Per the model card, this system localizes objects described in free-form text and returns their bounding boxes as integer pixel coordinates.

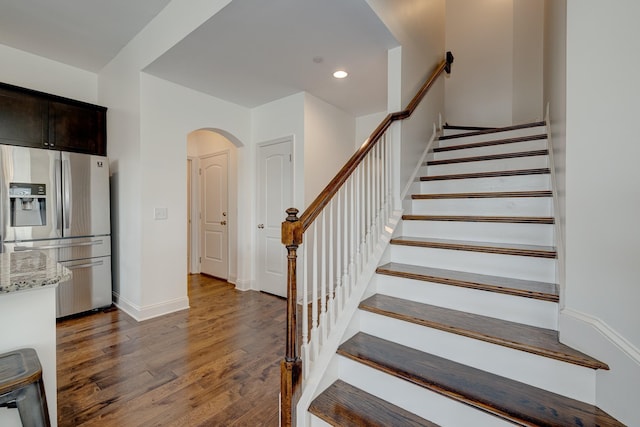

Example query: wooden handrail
[280,51,453,427]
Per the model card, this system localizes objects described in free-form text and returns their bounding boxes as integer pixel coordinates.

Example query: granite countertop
[0,251,71,294]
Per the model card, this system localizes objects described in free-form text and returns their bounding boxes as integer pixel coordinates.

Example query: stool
[0,348,50,427]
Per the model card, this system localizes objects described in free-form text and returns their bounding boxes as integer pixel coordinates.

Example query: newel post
[281,208,303,427]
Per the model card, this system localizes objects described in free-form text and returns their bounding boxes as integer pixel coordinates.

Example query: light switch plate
[154,207,168,220]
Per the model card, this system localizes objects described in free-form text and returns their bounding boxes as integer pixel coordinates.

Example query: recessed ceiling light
[333,70,348,79]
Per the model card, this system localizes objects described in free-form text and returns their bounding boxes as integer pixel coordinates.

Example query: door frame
[188,156,200,274]
[255,136,294,296]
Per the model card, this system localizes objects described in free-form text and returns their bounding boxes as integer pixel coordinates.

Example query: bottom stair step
[309,380,439,427]
[338,333,624,427]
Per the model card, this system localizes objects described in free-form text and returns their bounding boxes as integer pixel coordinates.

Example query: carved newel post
[281,208,303,427]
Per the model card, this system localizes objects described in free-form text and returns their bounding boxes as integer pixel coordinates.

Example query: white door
[257,139,293,297]
[200,152,229,279]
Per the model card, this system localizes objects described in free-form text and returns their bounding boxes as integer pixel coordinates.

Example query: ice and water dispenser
[9,183,47,227]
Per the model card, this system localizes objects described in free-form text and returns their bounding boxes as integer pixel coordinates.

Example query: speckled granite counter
[0,251,71,294]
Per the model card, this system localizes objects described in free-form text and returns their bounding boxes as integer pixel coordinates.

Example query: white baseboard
[234,278,253,291]
[560,308,640,426]
[112,292,189,322]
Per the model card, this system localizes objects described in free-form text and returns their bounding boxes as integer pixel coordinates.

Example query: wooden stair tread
[360,294,607,369]
[338,333,623,427]
[439,121,546,141]
[434,134,547,152]
[427,149,548,166]
[421,168,550,181]
[376,262,558,301]
[309,380,439,427]
[412,190,552,199]
[390,236,557,258]
[402,215,554,224]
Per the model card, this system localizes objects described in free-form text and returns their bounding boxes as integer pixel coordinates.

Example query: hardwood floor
[56,275,286,426]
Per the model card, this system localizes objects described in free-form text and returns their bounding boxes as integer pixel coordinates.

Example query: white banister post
[389,121,403,211]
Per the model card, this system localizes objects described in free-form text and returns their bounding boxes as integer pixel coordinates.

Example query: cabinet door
[49,101,106,155]
[0,86,48,148]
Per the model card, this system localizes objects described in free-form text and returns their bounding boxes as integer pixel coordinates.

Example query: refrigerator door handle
[14,240,104,251]
[65,260,104,270]
[55,157,63,234]
[63,158,72,232]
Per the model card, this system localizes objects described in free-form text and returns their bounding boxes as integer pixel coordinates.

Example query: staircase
[307,123,624,426]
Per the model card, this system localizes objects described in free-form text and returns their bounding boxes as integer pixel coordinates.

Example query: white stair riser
[432,138,547,161]
[402,220,554,246]
[438,126,547,148]
[426,155,548,175]
[374,274,558,329]
[358,312,597,404]
[338,356,514,427]
[411,197,553,217]
[390,245,556,282]
[419,174,551,193]
[309,414,332,427]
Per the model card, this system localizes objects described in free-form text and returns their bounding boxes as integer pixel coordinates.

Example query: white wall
[543,0,567,297]
[445,0,544,127]
[513,0,544,123]
[252,92,306,213]
[136,73,250,317]
[97,0,236,317]
[560,1,640,425]
[445,0,513,126]
[367,0,446,194]
[304,93,356,207]
[355,111,387,149]
[0,43,97,103]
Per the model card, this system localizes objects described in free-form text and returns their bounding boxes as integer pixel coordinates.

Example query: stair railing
[280,51,454,427]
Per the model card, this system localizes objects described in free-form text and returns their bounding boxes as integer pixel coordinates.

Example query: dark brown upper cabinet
[0,82,107,156]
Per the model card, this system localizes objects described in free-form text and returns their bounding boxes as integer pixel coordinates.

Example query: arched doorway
[187,129,242,283]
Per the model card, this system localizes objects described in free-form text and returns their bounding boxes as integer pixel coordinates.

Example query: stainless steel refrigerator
[0,145,112,318]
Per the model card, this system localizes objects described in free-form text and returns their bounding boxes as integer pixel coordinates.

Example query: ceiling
[0,0,398,116]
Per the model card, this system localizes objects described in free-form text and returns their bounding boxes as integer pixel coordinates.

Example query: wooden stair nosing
[439,121,546,141]
[411,190,552,200]
[360,294,608,370]
[390,237,557,259]
[402,215,554,224]
[421,168,550,181]
[434,134,547,153]
[338,334,623,427]
[376,262,558,302]
[443,124,496,131]
[426,150,549,166]
[309,380,440,427]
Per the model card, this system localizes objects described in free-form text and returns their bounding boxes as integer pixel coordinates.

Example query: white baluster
[320,210,327,343]
[301,241,309,378]
[328,200,335,330]
[311,222,319,363]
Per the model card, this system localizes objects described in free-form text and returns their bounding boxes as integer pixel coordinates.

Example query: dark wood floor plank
[439,121,546,141]
[338,333,623,427]
[360,294,607,369]
[390,236,557,258]
[412,190,552,199]
[421,168,550,181]
[434,134,547,152]
[426,149,548,166]
[376,262,558,302]
[56,274,285,427]
[402,215,554,224]
[309,380,440,427]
